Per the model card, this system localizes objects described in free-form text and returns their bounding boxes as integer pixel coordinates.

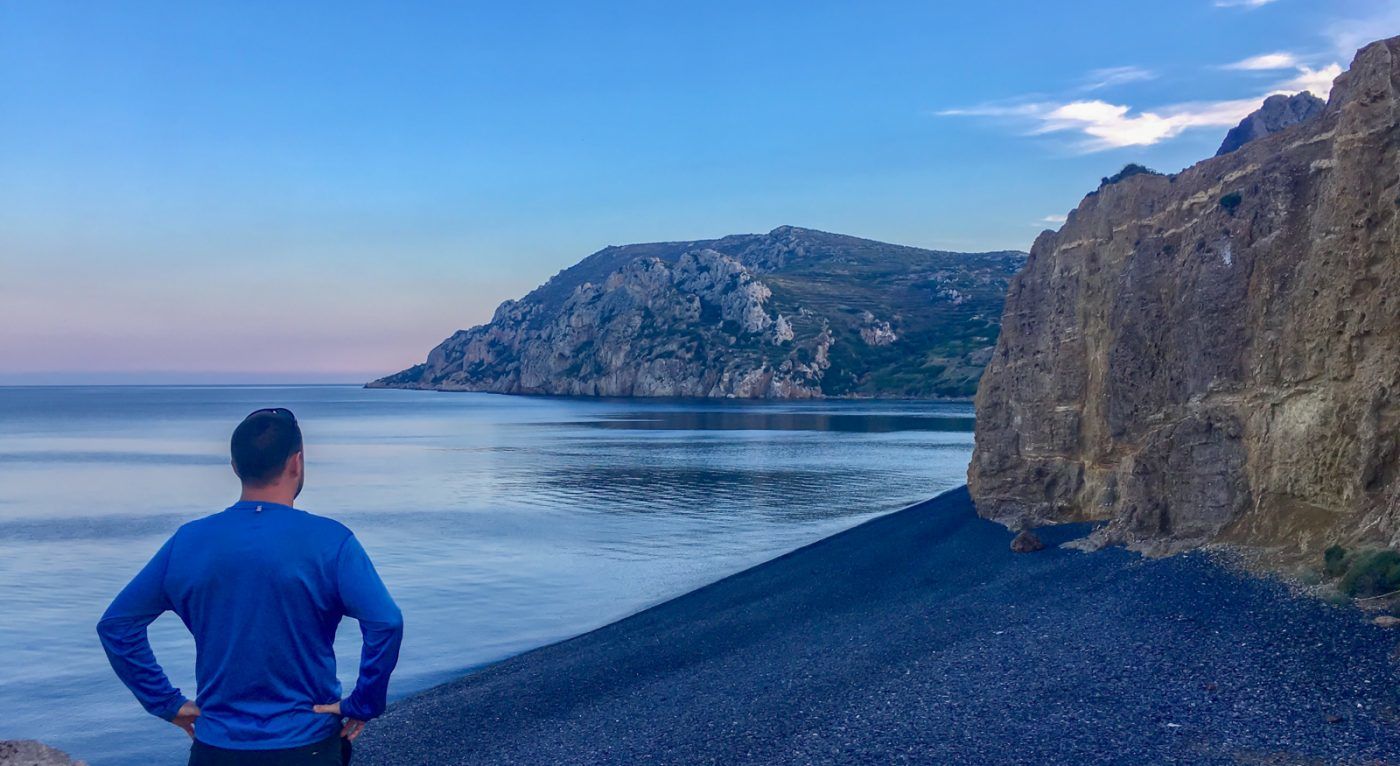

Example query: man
[97,407,404,765]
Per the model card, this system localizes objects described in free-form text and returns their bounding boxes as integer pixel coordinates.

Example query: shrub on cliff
[1100,163,1162,187]
[1325,546,1400,597]
[1340,550,1400,597]
[1324,545,1349,577]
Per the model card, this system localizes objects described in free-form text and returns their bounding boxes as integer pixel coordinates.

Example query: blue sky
[1,0,1395,382]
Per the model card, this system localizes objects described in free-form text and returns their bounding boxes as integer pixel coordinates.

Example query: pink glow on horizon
[1,255,528,381]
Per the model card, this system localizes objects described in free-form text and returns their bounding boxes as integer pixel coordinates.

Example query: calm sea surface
[0,386,975,765]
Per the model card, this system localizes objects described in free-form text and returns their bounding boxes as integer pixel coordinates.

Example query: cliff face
[969,37,1399,554]
[373,227,1025,398]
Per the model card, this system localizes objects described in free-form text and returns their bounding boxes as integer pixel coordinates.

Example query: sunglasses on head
[244,407,298,424]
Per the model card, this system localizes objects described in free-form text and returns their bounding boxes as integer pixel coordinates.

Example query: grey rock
[969,36,1400,555]
[857,311,898,346]
[1216,92,1325,156]
[0,741,87,766]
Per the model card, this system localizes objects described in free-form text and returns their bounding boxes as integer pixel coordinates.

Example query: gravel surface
[357,486,1400,765]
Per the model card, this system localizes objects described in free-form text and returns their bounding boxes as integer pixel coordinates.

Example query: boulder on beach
[1010,530,1045,553]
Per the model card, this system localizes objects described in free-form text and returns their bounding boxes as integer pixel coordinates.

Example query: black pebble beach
[358,486,1400,765]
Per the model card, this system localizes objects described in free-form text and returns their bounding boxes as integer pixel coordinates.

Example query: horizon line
[0,372,391,386]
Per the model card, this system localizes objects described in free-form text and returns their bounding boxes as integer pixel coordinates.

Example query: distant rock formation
[969,36,1398,554]
[0,741,86,766]
[1216,92,1325,156]
[372,227,1026,398]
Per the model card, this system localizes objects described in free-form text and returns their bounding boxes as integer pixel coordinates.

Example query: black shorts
[188,734,350,766]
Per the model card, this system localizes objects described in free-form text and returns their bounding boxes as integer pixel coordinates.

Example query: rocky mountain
[1216,92,1325,156]
[969,36,1398,554]
[372,227,1026,398]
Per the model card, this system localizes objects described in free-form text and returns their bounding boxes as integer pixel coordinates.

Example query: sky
[1,0,1396,383]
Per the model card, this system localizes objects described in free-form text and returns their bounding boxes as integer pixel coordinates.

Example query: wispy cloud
[1214,0,1279,8]
[1326,2,1400,58]
[1065,98,1258,150]
[1036,214,1067,226]
[1082,66,1156,91]
[1219,53,1342,98]
[1223,52,1299,70]
[939,59,1340,152]
[1279,63,1344,96]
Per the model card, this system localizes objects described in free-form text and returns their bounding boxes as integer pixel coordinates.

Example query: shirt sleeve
[335,534,404,721]
[96,535,188,721]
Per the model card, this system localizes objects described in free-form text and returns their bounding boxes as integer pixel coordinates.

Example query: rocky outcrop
[1216,92,1326,156]
[0,741,86,766]
[969,37,1399,555]
[374,227,1025,398]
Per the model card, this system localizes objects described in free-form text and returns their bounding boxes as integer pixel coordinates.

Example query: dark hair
[230,410,303,486]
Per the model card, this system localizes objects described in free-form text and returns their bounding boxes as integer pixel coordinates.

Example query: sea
[0,385,976,765]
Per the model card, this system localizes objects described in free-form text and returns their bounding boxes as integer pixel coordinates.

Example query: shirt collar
[228,500,296,513]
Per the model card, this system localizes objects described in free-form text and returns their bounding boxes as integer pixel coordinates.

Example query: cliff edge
[969,36,1398,554]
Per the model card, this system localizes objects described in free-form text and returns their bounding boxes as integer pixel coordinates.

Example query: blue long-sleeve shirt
[97,501,404,750]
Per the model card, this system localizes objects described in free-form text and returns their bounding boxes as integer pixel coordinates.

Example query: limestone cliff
[372,227,1025,398]
[969,37,1399,554]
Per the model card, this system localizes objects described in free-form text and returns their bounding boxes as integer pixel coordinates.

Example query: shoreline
[360,383,979,404]
[357,486,1400,765]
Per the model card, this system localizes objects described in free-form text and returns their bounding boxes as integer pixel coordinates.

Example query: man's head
[230,408,304,498]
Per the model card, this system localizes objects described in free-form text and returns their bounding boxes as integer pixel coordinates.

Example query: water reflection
[545,410,976,433]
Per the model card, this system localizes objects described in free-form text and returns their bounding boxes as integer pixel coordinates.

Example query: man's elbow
[364,606,403,637]
[95,615,122,652]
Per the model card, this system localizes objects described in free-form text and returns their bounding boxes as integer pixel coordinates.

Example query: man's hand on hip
[171,701,201,738]
[312,700,367,742]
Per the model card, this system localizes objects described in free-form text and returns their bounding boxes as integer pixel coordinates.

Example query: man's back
[98,408,403,760]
